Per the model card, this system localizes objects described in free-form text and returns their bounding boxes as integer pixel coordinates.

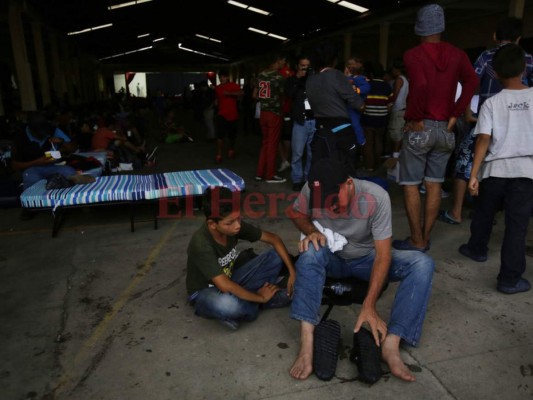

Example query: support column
[344,32,352,62]
[8,1,37,111]
[509,0,525,17]
[49,33,67,106]
[379,21,390,69]
[0,86,5,116]
[32,21,51,108]
[61,39,75,106]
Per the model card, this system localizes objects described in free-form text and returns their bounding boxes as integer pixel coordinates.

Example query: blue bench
[20,168,245,236]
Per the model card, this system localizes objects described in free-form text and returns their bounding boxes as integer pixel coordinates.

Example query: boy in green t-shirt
[186,186,296,330]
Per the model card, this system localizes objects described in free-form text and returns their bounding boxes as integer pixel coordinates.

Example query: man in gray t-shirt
[288,158,435,383]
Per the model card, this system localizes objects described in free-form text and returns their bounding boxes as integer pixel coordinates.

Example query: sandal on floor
[392,237,430,253]
[350,327,382,384]
[313,319,341,381]
[438,210,460,225]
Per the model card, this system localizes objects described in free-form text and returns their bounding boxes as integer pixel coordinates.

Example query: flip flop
[313,319,341,381]
[438,210,460,225]
[350,327,382,384]
[392,237,430,252]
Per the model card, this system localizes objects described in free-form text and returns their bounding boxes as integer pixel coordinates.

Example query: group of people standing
[185,2,533,385]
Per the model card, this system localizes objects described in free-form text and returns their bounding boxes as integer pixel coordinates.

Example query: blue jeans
[193,250,284,324]
[291,120,315,184]
[290,245,434,346]
[23,165,77,189]
[468,177,533,286]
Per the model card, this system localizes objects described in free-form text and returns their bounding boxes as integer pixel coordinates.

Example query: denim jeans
[399,119,455,185]
[291,119,315,183]
[290,245,434,346]
[468,177,533,286]
[193,250,284,324]
[23,165,77,189]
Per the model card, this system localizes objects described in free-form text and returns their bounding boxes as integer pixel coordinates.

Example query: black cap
[27,112,52,138]
[307,158,350,208]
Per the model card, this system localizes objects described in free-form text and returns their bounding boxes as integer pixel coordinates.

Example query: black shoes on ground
[313,319,341,381]
[458,244,487,262]
[497,278,531,294]
[350,327,383,384]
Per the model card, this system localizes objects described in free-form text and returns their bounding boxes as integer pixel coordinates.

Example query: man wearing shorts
[393,4,478,252]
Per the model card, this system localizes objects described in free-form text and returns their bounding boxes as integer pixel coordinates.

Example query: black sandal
[313,319,341,381]
[350,327,383,384]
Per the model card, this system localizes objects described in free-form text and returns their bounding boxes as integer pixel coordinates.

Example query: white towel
[300,220,347,253]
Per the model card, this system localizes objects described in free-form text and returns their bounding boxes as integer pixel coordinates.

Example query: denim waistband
[423,119,449,127]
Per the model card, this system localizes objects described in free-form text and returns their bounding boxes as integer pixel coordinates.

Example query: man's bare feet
[290,322,314,380]
[381,334,416,382]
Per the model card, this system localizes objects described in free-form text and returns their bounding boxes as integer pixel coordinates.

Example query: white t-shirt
[474,87,533,180]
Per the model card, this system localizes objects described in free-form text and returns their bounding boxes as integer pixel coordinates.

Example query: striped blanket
[20,169,245,209]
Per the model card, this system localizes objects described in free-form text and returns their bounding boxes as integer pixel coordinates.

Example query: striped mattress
[20,169,245,209]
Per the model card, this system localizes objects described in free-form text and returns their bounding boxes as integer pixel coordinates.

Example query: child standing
[459,44,533,294]
[345,56,370,146]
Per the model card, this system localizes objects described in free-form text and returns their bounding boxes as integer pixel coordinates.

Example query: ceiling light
[195,34,222,43]
[68,23,113,36]
[178,44,229,61]
[227,1,271,16]
[248,27,268,35]
[248,27,287,41]
[137,33,150,38]
[227,1,247,9]
[108,0,152,10]
[247,7,270,16]
[99,45,152,60]
[267,33,287,41]
[337,1,368,12]
[152,37,166,42]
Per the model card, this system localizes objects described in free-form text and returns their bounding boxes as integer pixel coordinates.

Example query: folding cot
[20,168,245,237]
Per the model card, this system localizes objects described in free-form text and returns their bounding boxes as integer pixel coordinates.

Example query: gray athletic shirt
[293,178,392,259]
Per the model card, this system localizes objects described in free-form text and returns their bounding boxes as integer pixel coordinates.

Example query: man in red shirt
[214,69,243,163]
[393,4,478,252]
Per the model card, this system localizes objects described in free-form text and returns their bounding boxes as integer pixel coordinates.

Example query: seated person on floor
[11,111,95,219]
[92,115,146,169]
[288,157,435,382]
[11,111,95,190]
[186,186,296,330]
[162,109,193,143]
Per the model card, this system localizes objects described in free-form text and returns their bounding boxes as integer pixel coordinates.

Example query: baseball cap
[307,158,350,209]
[27,112,52,138]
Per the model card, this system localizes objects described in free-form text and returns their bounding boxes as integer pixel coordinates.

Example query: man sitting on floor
[11,111,95,219]
[186,186,296,330]
[288,157,435,382]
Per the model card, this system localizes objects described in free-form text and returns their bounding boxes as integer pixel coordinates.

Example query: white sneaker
[278,160,290,172]
[266,175,286,183]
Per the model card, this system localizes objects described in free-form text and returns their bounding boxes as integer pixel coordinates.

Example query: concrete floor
[1,109,533,400]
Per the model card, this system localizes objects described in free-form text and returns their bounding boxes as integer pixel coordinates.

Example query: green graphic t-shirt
[186,221,262,294]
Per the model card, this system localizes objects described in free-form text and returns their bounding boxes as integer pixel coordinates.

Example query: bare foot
[381,334,416,382]
[290,351,313,380]
[290,322,314,380]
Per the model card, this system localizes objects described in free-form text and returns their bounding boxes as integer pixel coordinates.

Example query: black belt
[315,117,350,129]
